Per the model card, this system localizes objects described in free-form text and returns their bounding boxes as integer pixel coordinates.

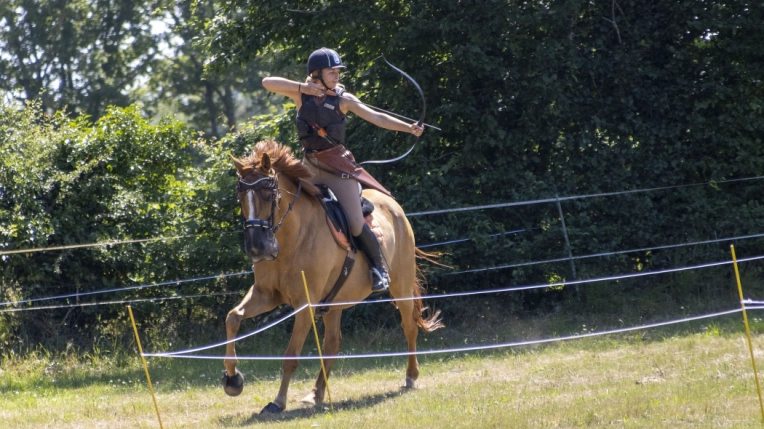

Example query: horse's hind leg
[301,309,342,405]
[223,284,278,396]
[397,296,420,389]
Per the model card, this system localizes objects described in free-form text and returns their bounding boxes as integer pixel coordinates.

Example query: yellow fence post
[730,245,764,423]
[128,305,165,429]
[301,271,334,412]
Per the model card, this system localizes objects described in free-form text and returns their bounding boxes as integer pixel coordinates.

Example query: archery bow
[359,56,428,166]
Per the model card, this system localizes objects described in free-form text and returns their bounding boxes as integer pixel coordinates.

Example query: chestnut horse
[223,139,443,413]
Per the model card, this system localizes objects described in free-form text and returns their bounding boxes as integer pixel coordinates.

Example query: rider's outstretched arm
[342,93,424,137]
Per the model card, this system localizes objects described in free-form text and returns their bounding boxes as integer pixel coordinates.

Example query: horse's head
[230,140,321,264]
[230,150,281,263]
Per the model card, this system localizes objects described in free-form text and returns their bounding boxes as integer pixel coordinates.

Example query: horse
[222,139,443,413]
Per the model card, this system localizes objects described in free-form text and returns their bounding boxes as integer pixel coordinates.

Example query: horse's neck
[275,179,326,250]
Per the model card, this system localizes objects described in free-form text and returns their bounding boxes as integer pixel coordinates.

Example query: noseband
[236,174,302,233]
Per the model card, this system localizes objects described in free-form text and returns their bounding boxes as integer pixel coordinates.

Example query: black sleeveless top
[296,88,347,152]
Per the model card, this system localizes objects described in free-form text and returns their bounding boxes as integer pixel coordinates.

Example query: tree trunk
[205,82,218,137]
[223,84,236,132]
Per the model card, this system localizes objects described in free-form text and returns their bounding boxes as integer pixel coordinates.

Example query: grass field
[3,311,764,428]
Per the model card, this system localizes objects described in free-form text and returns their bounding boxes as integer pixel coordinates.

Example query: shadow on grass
[0,348,411,395]
[219,387,413,426]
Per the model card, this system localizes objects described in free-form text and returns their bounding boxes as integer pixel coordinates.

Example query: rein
[272,180,302,233]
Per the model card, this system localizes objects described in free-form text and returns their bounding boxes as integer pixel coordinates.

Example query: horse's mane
[241,139,321,197]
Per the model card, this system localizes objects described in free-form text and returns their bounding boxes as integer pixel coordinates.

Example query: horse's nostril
[244,231,279,263]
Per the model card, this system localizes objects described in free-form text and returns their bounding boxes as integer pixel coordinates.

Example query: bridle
[236,174,302,234]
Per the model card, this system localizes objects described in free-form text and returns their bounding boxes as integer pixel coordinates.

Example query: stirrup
[370,267,390,292]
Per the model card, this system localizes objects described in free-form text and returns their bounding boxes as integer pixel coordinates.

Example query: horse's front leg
[222,284,278,396]
[301,309,342,406]
[261,307,314,413]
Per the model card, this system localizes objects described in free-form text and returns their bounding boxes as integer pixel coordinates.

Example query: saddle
[317,185,375,251]
[314,185,380,316]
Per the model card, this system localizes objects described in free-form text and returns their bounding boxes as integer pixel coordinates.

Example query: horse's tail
[415,247,452,269]
[412,248,446,333]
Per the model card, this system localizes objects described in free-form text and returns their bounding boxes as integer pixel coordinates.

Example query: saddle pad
[317,185,375,250]
[326,216,351,250]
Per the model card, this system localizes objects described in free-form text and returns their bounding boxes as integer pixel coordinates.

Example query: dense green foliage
[1,1,764,354]
[204,0,764,297]
[0,102,248,350]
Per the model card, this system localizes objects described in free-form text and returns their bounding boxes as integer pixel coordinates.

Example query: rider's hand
[301,82,326,97]
[410,123,424,137]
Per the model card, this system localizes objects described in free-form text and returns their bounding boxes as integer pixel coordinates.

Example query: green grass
[3,313,764,428]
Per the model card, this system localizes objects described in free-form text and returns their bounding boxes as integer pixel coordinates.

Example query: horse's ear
[229,153,245,177]
[261,152,272,172]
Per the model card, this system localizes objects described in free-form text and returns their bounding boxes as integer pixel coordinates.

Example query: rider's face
[320,68,341,88]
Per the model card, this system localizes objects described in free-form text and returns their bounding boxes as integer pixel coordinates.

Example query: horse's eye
[258,189,276,201]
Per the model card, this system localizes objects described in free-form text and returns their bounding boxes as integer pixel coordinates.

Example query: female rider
[262,47,424,293]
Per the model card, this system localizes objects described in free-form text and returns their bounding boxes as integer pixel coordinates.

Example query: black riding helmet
[307,48,346,89]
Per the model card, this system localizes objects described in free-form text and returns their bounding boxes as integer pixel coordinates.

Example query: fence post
[730,245,764,422]
[556,195,578,288]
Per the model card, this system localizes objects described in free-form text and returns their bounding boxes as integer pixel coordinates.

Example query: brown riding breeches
[304,156,365,236]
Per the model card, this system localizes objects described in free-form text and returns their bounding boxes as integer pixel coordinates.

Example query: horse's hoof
[403,376,416,389]
[260,402,285,414]
[221,369,244,397]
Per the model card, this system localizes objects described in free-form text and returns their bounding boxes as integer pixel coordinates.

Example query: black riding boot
[354,224,390,293]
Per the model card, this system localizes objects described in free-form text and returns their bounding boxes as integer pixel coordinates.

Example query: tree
[0,0,165,119]
[141,0,280,137]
